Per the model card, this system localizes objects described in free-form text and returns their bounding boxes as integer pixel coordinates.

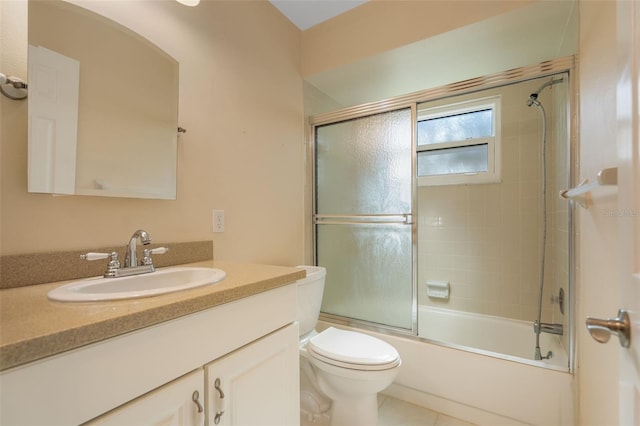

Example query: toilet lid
[307,327,400,371]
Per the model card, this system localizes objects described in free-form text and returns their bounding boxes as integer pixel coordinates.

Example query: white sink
[48,267,226,302]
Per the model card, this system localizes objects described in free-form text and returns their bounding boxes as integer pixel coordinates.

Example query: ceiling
[269,0,368,30]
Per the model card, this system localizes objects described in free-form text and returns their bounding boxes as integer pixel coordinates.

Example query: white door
[205,324,299,426]
[616,0,640,424]
[27,45,79,194]
[87,369,205,426]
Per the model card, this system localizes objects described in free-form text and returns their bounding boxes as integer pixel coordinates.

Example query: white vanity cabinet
[0,284,299,426]
[205,324,299,425]
[86,324,299,426]
[88,369,206,426]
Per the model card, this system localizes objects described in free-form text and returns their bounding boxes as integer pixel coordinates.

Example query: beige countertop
[0,260,305,372]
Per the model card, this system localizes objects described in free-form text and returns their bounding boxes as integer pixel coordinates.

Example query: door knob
[585,309,631,348]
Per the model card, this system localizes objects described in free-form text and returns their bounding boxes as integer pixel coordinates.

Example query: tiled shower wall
[417,77,569,323]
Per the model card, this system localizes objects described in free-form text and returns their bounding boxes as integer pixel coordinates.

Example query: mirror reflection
[28,0,178,199]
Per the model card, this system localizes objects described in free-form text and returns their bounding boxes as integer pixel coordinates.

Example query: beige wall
[0,0,305,266]
[577,0,620,424]
[300,0,537,77]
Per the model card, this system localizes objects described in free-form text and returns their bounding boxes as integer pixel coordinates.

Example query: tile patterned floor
[301,394,476,426]
[377,395,476,426]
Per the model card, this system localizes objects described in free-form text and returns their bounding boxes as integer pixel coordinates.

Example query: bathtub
[417,306,569,370]
[318,311,575,426]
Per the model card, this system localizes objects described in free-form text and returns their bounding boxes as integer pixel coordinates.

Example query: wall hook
[559,167,617,208]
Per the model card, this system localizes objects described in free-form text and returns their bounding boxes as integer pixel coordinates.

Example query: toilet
[296,266,401,426]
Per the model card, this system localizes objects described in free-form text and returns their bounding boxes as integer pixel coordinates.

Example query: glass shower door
[314,108,414,331]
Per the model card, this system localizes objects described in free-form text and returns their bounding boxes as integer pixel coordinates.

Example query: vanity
[0,261,304,425]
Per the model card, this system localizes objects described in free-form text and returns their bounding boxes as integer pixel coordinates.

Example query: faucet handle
[81,252,121,278]
[80,252,112,261]
[142,247,169,265]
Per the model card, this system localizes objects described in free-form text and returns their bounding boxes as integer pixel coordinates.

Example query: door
[204,324,299,426]
[87,369,205,426]
[617,0,640,423]
[27,45,79,194]
[314,108,414,331]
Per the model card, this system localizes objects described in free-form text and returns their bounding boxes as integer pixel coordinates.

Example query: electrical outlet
[213,210,225,233]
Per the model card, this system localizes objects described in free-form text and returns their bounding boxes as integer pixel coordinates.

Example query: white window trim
[417,95,502,186]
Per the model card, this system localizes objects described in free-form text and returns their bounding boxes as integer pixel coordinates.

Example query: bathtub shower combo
[310,59,575,424]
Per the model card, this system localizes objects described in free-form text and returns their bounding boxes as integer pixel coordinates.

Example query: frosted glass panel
[417,109,492,145]
[417,144,488,176]
[315,107,414,330]
[318,224,413,330]
[316,109,412,215]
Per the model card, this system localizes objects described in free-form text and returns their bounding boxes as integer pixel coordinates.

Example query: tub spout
[533,320,563,335]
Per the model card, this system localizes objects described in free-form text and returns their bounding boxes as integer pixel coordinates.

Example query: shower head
[526,93,540,107]
[526,77,564,107]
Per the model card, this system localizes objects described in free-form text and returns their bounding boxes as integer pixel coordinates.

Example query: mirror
[28,0,179,199]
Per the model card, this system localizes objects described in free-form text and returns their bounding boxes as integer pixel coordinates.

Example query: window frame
[416,95,502,186]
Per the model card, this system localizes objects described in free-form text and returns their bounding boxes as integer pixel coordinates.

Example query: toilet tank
[295,265,326,337]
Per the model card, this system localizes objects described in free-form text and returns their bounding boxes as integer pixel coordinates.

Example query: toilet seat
[307,327,400,371]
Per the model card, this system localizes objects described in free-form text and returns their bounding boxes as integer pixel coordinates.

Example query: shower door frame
[311,104,420,336]
[308,56,577,372]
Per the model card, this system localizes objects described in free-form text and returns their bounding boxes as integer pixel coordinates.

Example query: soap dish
[426,280,450,300]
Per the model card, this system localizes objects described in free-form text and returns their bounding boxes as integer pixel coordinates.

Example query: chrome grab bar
[314,214,412,225]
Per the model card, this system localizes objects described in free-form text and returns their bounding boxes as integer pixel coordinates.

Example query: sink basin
[48,267,226,302]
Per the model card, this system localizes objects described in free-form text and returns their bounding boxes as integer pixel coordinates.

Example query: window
[417,96,501,185]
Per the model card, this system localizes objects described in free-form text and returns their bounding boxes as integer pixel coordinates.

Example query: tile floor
[302,394,476,426]
[377,395,476,426]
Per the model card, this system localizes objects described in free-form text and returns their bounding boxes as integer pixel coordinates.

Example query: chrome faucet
[80,229,167,278]
[533,320,564,336]
[125,229,151,268]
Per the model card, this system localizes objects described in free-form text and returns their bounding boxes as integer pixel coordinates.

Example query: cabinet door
[87,369,205,426]
[205,324,299,426]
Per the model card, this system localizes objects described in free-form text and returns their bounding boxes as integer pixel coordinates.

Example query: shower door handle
[314,214,412,225]
[585,309,631,348]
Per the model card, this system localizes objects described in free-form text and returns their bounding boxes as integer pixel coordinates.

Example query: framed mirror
[27,0,179,199]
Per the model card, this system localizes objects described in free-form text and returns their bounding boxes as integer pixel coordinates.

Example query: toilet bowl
[296,266,401,426]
